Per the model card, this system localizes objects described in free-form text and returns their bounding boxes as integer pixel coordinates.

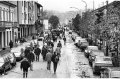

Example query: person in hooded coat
[20,57,30,78]
[27,51,35,71]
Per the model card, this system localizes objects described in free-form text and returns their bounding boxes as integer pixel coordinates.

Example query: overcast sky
[38,0,116,12]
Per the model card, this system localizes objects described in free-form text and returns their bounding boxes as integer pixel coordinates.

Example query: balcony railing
[0,21,18,28]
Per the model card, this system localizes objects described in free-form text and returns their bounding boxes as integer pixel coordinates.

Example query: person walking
[34,46,41,61]
[46,50,52,71]
[55,46,61,57]
[20,57,30,78]
[9,40,13,49]
[42,45,48,61]
[51,52,59,74]
[24,47,30,58]
[57,41,62,49]
[63,36,66,45]
[27,51,35,71]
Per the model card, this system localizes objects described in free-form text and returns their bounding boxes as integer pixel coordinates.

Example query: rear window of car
[103,58,111,61]
[88,46,98,50]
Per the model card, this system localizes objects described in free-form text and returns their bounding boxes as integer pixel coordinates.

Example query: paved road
[0,31,99,78]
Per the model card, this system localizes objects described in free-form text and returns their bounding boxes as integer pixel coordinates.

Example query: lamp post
[81,0,87,11]
[70,7,82,17]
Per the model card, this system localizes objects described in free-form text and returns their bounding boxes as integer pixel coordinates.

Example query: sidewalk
[0,36,33,56]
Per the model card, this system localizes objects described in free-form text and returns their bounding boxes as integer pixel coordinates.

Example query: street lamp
[70,7,82,17]
[81,0,87,11]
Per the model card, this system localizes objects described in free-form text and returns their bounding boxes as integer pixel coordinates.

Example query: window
[3,9,5,21]
[5,11,7,21]
[22,1,23,6]
[0,7,1,21]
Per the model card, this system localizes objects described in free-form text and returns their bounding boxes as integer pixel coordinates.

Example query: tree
[72,14,81,31]
[49,15,59,29]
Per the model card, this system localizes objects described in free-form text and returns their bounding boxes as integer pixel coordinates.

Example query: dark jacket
[9,41,13,48]
[51,53,59,63]
[63,37,66,41]
[34,48,41,55]
[57,42,62,47]
[20,59,30,70]
[27,53,35,62]
[24,48,30,57]
[42,47,47,56]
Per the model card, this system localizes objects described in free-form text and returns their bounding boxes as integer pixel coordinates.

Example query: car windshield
[88,46,98,50]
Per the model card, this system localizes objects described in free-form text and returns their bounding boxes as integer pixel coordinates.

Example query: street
[0,32,98,78]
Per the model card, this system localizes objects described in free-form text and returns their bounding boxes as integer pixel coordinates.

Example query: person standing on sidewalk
[9,40,13,49]
[20,57,30,78]
[46,50,52,71]
[27,51,35,71]
[51,52,59,74]
[34,46,41,61]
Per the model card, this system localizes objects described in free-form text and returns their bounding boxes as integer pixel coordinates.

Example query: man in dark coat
[9,40,13,49]
[42,45,48,61]
[27,51,35,71]
[34,47,41,61]
[51,52,59,74]
[20,58,30,78]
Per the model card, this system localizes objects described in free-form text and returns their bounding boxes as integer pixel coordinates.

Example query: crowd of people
[20,30,66,78]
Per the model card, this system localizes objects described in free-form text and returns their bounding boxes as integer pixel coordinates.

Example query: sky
[38,0,116,12]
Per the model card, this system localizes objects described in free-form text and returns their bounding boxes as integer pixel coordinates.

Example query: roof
[0,1,16,8]
[35,2,43,7]
[94,1,120,12]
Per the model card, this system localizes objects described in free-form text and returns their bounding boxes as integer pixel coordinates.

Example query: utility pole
[93,0,95,10]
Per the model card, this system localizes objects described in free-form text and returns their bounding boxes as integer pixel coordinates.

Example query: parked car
[85,46,99,58]
[0,55,12,75]
[74,37,82,47]
[7,53,16,66]
[79,39,89,51]
[100,67,120,78]
[92,56,113,75]
[88,50,104,66]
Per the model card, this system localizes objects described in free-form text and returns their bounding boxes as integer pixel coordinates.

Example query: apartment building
[18,1,43,39]
[0,1,17,49]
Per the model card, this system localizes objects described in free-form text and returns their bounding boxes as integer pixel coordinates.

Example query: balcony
[0,21,18,28]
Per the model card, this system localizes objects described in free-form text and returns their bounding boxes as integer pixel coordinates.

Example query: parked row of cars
[0,50,17,75]
[73,34,120,78]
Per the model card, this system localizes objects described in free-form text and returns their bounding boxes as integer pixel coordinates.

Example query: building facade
[17,1,43,39]
[0,1,17,49]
